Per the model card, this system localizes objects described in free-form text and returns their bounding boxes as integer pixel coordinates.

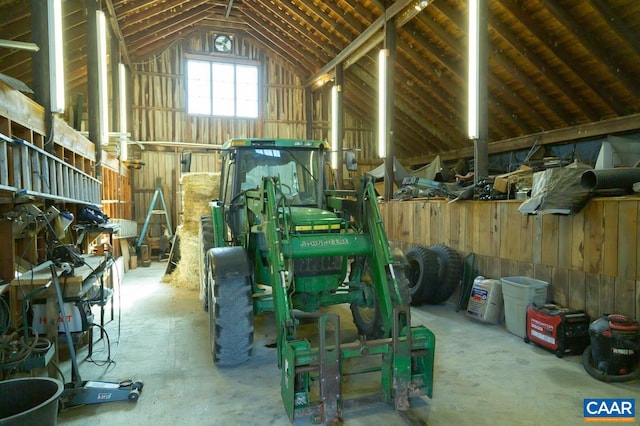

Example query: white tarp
[365,157,411,185]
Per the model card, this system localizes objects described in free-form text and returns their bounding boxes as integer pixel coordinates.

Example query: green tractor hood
[286,207,343,233]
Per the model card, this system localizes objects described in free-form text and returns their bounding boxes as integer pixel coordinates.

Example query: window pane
[186,60,211,115]
[212,63,235,116]
[187,61,258,118]
[236,65,258,118]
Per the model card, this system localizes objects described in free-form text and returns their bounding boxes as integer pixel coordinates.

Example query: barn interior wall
[129,32,371,228]
[380,199,640,321]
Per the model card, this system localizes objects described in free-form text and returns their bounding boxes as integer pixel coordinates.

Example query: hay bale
[162,227,200,290]
[181,172,220,234]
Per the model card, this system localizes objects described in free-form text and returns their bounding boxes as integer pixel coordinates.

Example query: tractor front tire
[351,296,385,340]
[199,215,214,312]
[207,249,254,366]
[350,256,411,340]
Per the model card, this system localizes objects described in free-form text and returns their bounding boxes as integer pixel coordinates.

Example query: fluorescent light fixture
[97,10,109,145]
[414,0,429,11]
[0,39,39,51]
[48,0,64,113]
[119,63,128,161]
[331,84,339,170]
[378,49,389,159]
[468,0,479,139]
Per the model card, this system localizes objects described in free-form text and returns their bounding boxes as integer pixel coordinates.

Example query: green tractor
[200,138,435,423]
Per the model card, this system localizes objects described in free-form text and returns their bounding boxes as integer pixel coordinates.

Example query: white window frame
[186,58,259,118]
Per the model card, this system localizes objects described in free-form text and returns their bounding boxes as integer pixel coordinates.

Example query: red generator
[525,304,590,358]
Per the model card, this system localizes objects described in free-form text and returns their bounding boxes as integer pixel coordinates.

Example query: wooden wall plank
[617,201,638,279]
[516,261,533,279]
[519,212,533,263]
[532,215,542,265]
[541,214,559,266]
[501,258,518,278]
[533,264,553,292]
[570,210,585,270]
[599,274,615,316]
[557,215,572,268]
[476,202,492,256]
[412,202,423,247]
[614,277,636,317]
[552,268,569,306]
[498,203,510,259]
[421,202,431,247]
[485,255,501,279]
[568,269,586,310]
[448,202,461,251]
[462,201,474,253]
[585,273,600,316]
[583,200,604,275]
[487,203,499,257]
[430,201,443,245]
[441,201,451,249]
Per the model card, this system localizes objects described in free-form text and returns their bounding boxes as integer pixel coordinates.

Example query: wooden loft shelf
[0,80,132,286]
[0,133,101,205]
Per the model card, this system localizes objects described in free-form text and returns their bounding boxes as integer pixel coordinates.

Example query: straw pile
[180,172,221,234]
[163,172,220,291]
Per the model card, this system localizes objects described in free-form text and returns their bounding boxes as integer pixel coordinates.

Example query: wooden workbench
[9,256,112,326]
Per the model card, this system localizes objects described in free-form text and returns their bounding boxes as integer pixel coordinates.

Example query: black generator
[525,303,590,357]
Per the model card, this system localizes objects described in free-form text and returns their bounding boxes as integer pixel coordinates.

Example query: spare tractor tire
[427,244,462,304]
[405,246,438,305]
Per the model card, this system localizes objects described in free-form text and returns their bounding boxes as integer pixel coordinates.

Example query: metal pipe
[581,168,640,191]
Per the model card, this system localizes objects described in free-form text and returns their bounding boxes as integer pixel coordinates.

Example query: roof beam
[542,0,640,100]
[225,0,234,19]
[590,0,640,58]
[429,2,581,126]
[349,63,450,152]
[247,1,334,62]
[119,1,206,32]
[404,113,640,165]
[501,0,627,116]
[306,0,430,87]
[239,13,317,75]
[122,2,211,39]
[105,0,131,67]
[127,7,212,55]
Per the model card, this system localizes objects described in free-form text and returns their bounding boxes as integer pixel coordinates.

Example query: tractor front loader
[200,138,435,423]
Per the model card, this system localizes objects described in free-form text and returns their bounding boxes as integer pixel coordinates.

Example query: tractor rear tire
[405,245,438,305]
[207,251,254,366]
[427,244,462,304]
[199,215,214,312]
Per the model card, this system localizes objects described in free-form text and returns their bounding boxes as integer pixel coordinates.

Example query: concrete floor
[56,260,639,426]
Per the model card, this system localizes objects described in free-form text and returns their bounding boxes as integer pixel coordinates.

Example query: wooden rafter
[500,0,627,116]
[542,0,640,99]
